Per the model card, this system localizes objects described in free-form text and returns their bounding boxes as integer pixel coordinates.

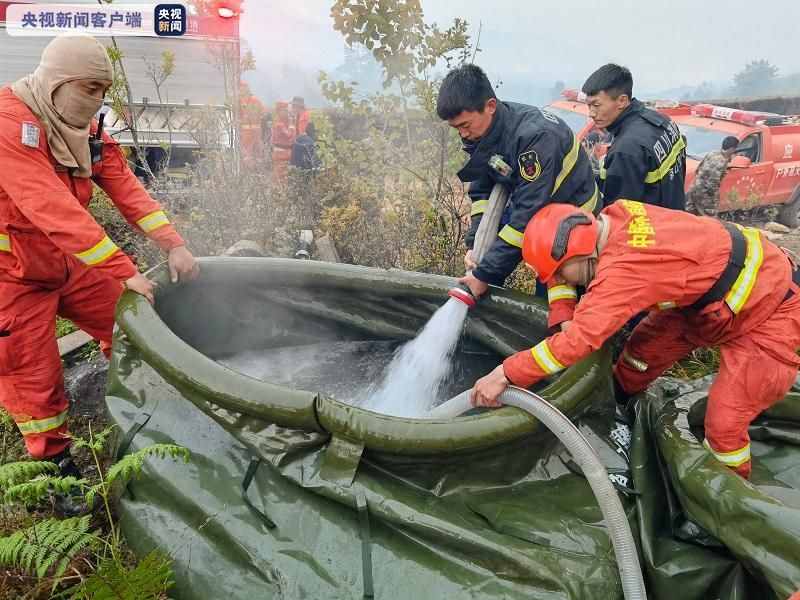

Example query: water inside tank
[218,339,500,410]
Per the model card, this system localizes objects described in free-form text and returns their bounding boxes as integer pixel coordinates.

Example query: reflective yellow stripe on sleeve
[703,439,751,468]
[657,301,677,310]
[74,235,119,266]
[553,132,579,195]
[644,136,686,183]
[530,340,566,375]
[16,410,68,435]
[470,200,488,217]
[0,233,10,252]
[725,227,763,314]
[498,225,524,248]
[548,284,578,303]
[136,210,170,233]
[579,184,599,214]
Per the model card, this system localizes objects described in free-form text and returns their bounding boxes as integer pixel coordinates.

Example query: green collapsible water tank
[107,257,636,600]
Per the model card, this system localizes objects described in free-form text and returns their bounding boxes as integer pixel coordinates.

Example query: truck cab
[674,105,800,226]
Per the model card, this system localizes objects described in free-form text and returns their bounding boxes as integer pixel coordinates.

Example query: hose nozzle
[448,283,477,308]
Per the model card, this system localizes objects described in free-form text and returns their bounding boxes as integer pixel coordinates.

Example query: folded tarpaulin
[634,376,800,600]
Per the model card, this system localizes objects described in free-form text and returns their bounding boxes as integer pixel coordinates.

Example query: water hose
[428,387,647,600]
[448,183,509,307]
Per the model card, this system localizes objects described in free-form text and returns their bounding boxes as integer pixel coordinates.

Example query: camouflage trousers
[685,188,719,217]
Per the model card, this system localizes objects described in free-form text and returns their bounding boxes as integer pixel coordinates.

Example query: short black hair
[436,64,496,121]
[722,136,739,151]
[305,122,316,140]
[582,64,633,99]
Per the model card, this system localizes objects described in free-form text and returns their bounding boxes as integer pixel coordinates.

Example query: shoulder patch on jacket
[518,149,542,182]
[21,122,39,148]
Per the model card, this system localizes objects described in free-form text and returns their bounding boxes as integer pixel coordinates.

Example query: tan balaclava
[12,35,113,178]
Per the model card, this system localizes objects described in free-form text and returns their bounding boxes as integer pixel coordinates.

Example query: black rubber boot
[613,377,630,407]
[49,448,82,479]
[612,378,639,434]
[48,448,89,517]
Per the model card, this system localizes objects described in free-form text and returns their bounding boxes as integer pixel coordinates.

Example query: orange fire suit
[270,120,295,183]
[0,87,184,459]
[240,93,266,166]
[295,110,310,136]
[504,200,800,478]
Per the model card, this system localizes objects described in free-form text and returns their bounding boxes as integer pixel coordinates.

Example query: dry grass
[666,347,721,379]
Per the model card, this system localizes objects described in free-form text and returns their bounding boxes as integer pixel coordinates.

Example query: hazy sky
[242,0,800,98]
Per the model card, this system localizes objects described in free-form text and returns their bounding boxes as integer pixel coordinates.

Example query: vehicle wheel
[778,186,800,229]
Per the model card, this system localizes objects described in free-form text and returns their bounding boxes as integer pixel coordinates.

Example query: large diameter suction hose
[428,387,647,600]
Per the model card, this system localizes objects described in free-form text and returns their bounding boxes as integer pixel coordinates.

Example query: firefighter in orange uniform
[0,35,198,475]
[472,201,800,479]
[239,83,266,166]
[270,101,295,183]
[291,96,310,136]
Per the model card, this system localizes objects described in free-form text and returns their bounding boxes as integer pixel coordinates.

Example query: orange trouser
[0,264,121,458]
[614,288,800,478]
[272,147,291,183]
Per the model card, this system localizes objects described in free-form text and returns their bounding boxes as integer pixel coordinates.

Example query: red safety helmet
[522,204,599,282]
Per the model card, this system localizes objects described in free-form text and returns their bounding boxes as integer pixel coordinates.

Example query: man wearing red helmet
[472,200,800,478]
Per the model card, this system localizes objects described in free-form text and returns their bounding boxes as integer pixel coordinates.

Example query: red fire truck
[674,104,800,226]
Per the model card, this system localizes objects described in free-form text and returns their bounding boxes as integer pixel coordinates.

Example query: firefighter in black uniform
[437,65,598,328]
[582,64,686,210]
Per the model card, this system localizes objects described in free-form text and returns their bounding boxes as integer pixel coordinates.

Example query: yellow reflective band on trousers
[644,137,686,184]
[16,410,68,435]
[0,233,10,252]
[137,210,170,233]
[75,235,119,266]
[548,284,578,303]
[498,225,524,248]
[553,132,579,195]
[725,226,764,314]
[530,340,565,375]
[704,439,751,468]
[470,200,488,217]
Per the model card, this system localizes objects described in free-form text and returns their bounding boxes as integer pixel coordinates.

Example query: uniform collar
[457,101,508,181]
[606,98,643,135]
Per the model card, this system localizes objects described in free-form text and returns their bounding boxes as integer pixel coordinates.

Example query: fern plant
[0,460,88,506]
[0,515,96,581]
[4,475,88,506]
[81,430,189,561]
[0,407,13,464]
[0,460,59,490]
[85,443,189,509]
[63,549,174,600]
[1,423,189,597]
